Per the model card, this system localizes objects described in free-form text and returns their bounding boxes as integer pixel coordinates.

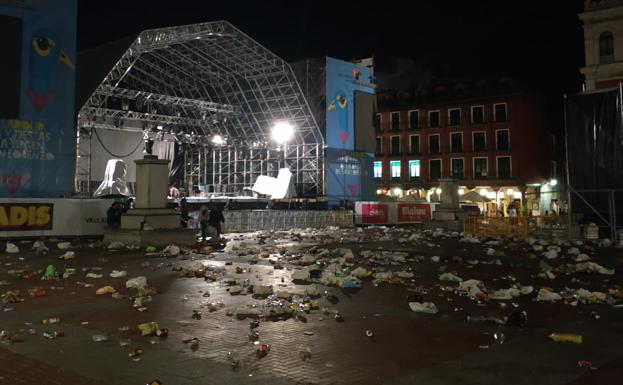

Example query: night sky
[78,0,585,96]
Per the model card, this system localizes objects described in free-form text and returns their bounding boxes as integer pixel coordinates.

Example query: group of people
[179,198,225,241]
[107,194,225,242]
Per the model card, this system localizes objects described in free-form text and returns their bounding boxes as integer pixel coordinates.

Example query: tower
[580,0,623,90]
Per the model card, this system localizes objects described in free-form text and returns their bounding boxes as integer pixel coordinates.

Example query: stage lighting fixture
[211,134,226,146]
[271,121,294,144]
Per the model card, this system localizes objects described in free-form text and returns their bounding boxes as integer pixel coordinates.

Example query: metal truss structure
[76,21,324,196]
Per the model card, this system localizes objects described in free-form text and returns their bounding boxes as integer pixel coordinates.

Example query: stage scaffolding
[184,143,323,196]
[76,21,324,196]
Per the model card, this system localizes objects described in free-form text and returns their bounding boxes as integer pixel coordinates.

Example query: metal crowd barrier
[223,210,354,232]
[464,216,529,238]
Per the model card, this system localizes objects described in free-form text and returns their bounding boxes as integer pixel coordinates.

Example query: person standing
[180,198,189,227]
[208,204,225,239]
[199,205,209,241]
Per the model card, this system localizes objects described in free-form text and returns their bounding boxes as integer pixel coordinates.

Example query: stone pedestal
[104,155,196,246]
[431,178,465,231]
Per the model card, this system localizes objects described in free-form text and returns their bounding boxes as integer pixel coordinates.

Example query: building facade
[374,86,555,215]
[580,0,623,90]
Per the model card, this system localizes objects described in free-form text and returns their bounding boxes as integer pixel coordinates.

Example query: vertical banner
[326,57,375,207]
[0,0,77,198]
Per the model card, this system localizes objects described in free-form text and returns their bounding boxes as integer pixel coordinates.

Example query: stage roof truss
[76,21,324,196]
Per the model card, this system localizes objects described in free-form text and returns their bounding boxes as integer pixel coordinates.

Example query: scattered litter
[549,333,582,344]
[110,270,128,278]
[408,302,439,314]
[5,243,19,253]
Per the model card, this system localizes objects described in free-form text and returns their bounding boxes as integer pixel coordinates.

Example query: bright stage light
[211,134,226,146]
[435,188,442,195]
[271,121,295,144]
[549,179,558,186]
[458,188,465,195]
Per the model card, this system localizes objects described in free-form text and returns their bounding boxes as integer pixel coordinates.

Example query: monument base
[120,209,181,230]
[425,208,466,232]
[103,227,197,247]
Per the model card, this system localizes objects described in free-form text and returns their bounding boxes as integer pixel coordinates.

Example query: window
[374,161,382,179]
[374,113,381,131]
[496,129,510,151]
[390,135,401,155]
[473,157,488,179]
[450,132,463,152]
[391,112,400,131]
[497,156,511,179]
[409,160,421,179]
[451,158,464,179]
[428,110,440,128]
[473,132,486,151]
[428,134,440,154]
[376,137,383,155]
[409,110,419,129]
[448,108,461,125]
[429,159,442,180]
[390,160,401,179]
[409,135,420,154]
[471,105,484,123]
[494,103,507,122]
[600,31,614,63]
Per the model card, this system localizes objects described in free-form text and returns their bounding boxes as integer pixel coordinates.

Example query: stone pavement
[1,230,623,384]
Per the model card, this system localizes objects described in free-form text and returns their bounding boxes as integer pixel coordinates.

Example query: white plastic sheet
[93,159,130,197]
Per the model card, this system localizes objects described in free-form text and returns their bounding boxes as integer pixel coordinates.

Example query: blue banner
[326,57,374,150]
[0,0,77,197]
[326,148,375,206]
[326,57,375,207]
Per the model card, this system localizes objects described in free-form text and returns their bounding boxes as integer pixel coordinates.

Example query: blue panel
[325,57,375,207]
[0,0,77,197]
[325,57,374,150]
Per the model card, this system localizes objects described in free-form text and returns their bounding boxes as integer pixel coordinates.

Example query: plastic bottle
[549,333,583,344]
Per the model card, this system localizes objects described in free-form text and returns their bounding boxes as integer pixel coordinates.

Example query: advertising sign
[360,202,389,224]
[0,202,53,231]
[0,198,112,238]
[396,203,432,223]
[0,0,77,197]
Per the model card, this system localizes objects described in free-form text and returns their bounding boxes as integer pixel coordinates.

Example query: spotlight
[458,188,465,195]
[157,125,163,131]
[435,188,442,195]
[211,134,226,146]
[270,121,295,144]
[549,179,558,186]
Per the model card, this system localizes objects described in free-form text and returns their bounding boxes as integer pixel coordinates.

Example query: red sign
[361,203,389,224]
[396,203,431,222]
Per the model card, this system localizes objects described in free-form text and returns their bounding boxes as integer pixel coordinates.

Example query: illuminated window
[409,160,420,179]
[374,161,382,179]
[390,160,401,179]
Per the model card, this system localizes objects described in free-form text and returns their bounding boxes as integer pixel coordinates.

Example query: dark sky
[78,0,586,95]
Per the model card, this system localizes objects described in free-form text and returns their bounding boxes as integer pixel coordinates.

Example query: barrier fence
[464,215,569,239]
[221,210,354,232]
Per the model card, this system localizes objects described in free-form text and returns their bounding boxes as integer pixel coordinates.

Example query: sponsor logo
[362,203,388,224]
[397,204,431,222]
[0,203,53,231]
